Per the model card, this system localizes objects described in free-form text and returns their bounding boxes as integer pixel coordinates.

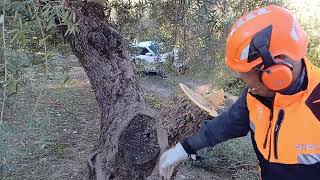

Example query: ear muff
[249,26,295,91]
[261,59,293,91]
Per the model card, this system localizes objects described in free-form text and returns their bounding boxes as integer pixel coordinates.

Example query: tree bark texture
[60,1,222,180]
[61,1,159,179]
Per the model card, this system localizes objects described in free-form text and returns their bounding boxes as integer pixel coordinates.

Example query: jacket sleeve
[181,88,250,154]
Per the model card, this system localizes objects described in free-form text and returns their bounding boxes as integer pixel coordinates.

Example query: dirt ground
[0,56,258,179]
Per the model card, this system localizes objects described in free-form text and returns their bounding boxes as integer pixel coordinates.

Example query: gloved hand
[159,142,188,179]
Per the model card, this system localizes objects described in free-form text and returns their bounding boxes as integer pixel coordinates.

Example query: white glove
[159,142,188,179]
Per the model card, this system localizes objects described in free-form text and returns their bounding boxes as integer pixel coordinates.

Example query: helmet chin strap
[252,25,276,69]
[254,67,271,74]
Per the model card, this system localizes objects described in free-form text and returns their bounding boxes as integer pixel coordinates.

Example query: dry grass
[189,136,259,180]
[0,67,100,179]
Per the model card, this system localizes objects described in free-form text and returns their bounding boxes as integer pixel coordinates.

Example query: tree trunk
[60,1,214,180]
[61,1,160,179]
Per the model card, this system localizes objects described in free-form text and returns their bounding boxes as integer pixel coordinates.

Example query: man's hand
[159,142,188,179]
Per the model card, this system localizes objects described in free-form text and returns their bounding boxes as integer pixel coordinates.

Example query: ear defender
[249,25,295,91]
[261,58,293,91]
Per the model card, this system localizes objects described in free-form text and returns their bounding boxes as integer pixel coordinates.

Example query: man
[159,5,320,180]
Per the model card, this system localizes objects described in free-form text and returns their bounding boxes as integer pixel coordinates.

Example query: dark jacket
[181,59,320,180]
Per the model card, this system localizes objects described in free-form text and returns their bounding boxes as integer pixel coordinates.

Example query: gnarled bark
[61,1,159,179]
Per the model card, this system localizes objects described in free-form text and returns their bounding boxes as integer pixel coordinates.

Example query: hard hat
[225,5,308,91]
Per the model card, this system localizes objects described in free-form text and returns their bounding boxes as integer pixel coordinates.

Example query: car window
[140,48,150,55]
[131,47,150,55]
[149,43,160,54]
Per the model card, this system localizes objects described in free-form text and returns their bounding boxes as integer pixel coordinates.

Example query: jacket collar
[274,57,313,107]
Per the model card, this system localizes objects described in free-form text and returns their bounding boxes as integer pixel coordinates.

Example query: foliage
[1,0,77,80]
[1,0,78,177]
[282,0,320,67]
[303,17,320,67]
[105,0,283,94]
[106,0,320,95]
[2,0,320,94]
[0,0,80,99]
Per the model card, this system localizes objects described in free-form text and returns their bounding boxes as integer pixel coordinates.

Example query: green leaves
[8,27,27,48]
[41,2,78,35]
[1,80,18,95]
[0,0,78,94]
[63,74,69,84]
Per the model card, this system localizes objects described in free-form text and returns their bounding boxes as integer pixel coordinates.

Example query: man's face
[238,69,275,97]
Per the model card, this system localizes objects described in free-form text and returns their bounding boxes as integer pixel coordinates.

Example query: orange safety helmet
[225,5,308,91]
